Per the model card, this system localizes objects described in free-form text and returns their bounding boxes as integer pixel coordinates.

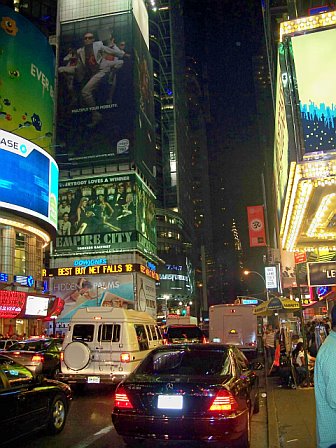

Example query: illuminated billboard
[291,27,336,154]
[0,5,55,153]
[25,295,49,317]
[56,12,155,180]
[54,172,156,255]
[0,129,58,229]
[157,256,195,298]
[273,55,290,215]
[51,273,134,323]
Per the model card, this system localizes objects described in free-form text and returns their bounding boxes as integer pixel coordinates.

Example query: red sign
[247,206,267,247]
[294,252,307,264]
[0,290,26,318]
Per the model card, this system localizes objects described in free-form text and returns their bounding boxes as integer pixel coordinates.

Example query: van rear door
[96,323,122,374]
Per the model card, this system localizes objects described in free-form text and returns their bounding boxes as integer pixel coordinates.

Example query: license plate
[87,376,100,384]
[157,395,183,410]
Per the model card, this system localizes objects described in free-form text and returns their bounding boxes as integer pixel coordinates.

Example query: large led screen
[0,5,55,154]
[0,130,58,228]
[57,12,155,180]
[291,28,336,153]
[54,172,156,255]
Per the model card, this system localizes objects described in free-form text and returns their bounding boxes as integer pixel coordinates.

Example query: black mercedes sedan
[112,343,260,448]
[0,354,72,446]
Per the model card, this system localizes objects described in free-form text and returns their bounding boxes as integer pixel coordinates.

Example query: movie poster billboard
[291,28,336,154]
[57,12,155,180]
[54,172,156,256]
[51,273,134,323]
[0,5,55,154]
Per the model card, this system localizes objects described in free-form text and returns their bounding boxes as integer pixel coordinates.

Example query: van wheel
[123,437,145,447]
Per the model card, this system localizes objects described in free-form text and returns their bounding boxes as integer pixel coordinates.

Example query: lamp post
[243,270,269,301]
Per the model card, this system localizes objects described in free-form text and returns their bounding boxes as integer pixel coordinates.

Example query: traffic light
[181,308,187,316]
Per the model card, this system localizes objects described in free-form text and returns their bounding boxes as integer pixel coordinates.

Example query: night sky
[182,0,272,295]
[183,0,269,261]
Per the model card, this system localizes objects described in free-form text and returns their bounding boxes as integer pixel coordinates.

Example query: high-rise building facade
[47,0,160,332]
[263,1,336,310]
[0,1,63,338]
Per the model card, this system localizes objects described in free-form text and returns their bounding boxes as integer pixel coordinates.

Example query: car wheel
[122,437,145,447]
[253,391,260,414]
[47,394,67,434]
[234,411,251,448]
[52,367,60,379]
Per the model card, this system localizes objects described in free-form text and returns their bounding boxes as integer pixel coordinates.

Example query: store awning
[253,297,300,316]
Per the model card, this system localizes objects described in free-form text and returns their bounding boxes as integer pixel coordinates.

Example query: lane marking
[72,425,115,448]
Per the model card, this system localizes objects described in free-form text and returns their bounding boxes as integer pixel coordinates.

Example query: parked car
[164,324,207,344]
[6,338,63,378]
[0,339,18,351]
[112,343,260,448]
[0,353,71,445]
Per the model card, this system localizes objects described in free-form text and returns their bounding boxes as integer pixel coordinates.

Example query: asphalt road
[15,372,268,448]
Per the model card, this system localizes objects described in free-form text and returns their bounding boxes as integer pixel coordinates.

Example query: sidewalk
[266,373,316,448]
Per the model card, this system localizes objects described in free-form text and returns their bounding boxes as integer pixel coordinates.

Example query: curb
[265,373,281,448]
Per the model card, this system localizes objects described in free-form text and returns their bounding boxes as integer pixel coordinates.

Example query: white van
[58,307,163,385]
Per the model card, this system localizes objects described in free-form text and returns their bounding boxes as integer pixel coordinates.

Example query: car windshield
[167,327,203,339]
[8,340,52,352]
[136,347,231,376]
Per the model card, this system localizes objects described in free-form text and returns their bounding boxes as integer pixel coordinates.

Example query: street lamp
[243,270,269,301]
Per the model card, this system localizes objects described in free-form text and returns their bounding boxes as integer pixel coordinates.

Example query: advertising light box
[54,172,156,255]
[0,130,58,229]
[291,28,336,153]
[25,295,49,317]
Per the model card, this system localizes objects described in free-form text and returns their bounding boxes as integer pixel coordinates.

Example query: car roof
[153,343,231,351]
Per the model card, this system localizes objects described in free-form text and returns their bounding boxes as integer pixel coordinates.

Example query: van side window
[98,324,121,342]
[150,325,158,340]
[146,325,153,341]
[72,324,94,342]
[134,324,149,351]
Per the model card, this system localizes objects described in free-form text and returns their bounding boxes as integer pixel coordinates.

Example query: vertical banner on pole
[247,205,267,247]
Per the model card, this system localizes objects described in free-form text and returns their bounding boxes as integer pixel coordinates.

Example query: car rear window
[8,340,52,351]
[136,348,230,376]
[167,326,203,340]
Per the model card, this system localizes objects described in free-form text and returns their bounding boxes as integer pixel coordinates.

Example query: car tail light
[114,386,133,409]
[120,352,131,363]
[209,390,238,412]
[60,352,64,361]
[32,354,44,363]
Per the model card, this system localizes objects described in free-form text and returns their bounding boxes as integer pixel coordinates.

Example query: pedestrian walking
[263,325,276,369]
[314,305,336,448]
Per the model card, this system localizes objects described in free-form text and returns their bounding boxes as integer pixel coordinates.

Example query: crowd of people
[263,316,331,388]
